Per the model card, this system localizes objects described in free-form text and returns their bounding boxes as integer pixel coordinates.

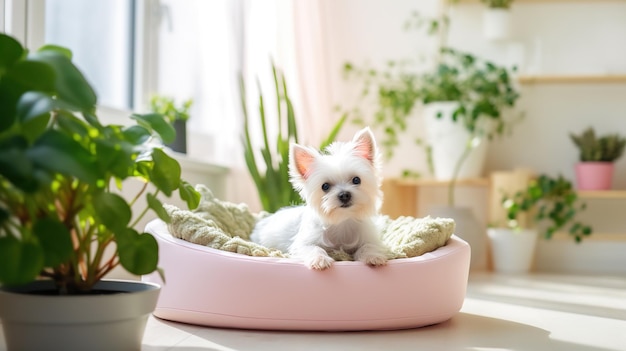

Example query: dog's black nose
[338,191,352,204]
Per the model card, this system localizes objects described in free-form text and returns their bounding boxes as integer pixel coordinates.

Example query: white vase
[487,228,538,274]
[483,8,512,41]
[423,102,488,180]
[428,205,488,271]
[0,279,160,351]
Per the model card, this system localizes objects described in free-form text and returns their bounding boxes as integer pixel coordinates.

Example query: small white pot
[487,228,538,274]
[483,8,512,41]
[0,279,160,351]
[423,102,489,180]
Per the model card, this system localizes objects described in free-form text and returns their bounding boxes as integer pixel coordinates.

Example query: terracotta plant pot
[575,162,614,190]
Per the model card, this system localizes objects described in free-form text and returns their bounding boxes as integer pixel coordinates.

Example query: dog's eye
[352,177,361,185]
[321,183,331,192]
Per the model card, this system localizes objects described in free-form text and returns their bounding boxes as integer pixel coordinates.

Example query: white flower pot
[0,279,160,351]
[483,8,512,41]
[423,102,488,180]
[487,228,538,274]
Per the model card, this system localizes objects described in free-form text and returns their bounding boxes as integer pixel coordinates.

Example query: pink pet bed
[142,219,470,331]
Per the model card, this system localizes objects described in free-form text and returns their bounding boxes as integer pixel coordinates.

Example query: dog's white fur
[250,127,388,270]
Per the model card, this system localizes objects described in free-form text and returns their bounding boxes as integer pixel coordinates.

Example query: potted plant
[481,0,514,41]
[570,127,626,190]
[150,95,193,154]
[0,34,200,350]
[488,173,593,273]
[240,62,346,213]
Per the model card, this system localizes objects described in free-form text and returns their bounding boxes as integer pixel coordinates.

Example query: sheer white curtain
[155,0,335,210]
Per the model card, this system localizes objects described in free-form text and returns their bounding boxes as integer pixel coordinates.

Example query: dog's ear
[290,144,316,179]
[352,127,377,163]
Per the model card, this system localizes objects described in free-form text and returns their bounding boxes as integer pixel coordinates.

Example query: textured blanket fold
[164,185,455,260]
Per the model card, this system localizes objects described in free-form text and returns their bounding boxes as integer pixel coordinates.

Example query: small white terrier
[250,127,389,270]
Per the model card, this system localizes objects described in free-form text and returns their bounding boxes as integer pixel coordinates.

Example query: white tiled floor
[2,273,625,350]
[139,273,626,351]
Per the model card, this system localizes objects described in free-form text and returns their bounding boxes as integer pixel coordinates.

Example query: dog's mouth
[340,202,352,208]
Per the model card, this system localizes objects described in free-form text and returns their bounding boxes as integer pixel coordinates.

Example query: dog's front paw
[306,254,334,270]
[363,254,388,267]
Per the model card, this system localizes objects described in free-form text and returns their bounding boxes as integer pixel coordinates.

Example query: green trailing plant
[240,63,346,213]
[345,48,520,158]
[502,174,592,243]
[570,127,626,162]
[0,33,201,294]
[482,0,514,9]
[149,95,193,124]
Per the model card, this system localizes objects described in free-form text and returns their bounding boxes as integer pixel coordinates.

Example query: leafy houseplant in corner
[570,127,626,190]
[481,0,514,41]
[150,95,193,154]
[0,34,200,350]
[488,173,593,273]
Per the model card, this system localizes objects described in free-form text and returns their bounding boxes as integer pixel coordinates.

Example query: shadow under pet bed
[142,218,470,331]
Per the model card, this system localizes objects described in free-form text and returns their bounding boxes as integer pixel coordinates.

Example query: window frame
[3,0,160,122]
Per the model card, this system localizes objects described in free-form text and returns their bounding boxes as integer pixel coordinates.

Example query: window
[44,0,135,110]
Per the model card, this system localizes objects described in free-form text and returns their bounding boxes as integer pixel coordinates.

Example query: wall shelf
[393,177,490,187]
[577,190,626,199]
[517,74,626,85]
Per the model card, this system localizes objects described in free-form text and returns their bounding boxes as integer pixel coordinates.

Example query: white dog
[250,127,389,270]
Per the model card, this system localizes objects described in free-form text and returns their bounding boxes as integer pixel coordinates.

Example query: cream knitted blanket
[164,185,455,260]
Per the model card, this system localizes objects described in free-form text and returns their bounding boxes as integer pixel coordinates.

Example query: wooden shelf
[552,232,626,242]
[577,190,626,199]
[517,74,626,84]
[393,177,490,187]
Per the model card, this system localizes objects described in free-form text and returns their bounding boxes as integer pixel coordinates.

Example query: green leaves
[131,113,176,144]
[0,33,202,293]
[0,34,24,74]
[33,218,73,267]
[150,148,181,197]
[28,49,97,111]
[502,174,593,243]
[27,129,99,185]
[115,228,159,276]
[93,192,132,233]
[0,237,44,286]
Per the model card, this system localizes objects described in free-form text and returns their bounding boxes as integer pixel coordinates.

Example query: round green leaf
[16,91,56,122]
[28,50,97,111]
[115,228,158,275]
[130,113,176,144]
[179,181,201,210]
[0,237,44,286]
[147,192,170,222]
[150,148,181,196]
[33,218,73,267]
[38,44,72,59]
[92,192,132,233]
[122,125,151,145]
[27,129,99,184]
[0,34,24,73]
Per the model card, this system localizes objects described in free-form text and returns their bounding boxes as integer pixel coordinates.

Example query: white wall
[326,0,626,181]
[324,0,626,274]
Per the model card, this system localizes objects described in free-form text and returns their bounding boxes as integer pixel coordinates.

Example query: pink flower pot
[575,162,614,190]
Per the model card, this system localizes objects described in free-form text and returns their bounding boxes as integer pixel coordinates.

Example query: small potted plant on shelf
[0,33,200,350]
[481,0,514,41]
[570,127,626,191]
[488,172,593,273]
[150,95,193,154]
